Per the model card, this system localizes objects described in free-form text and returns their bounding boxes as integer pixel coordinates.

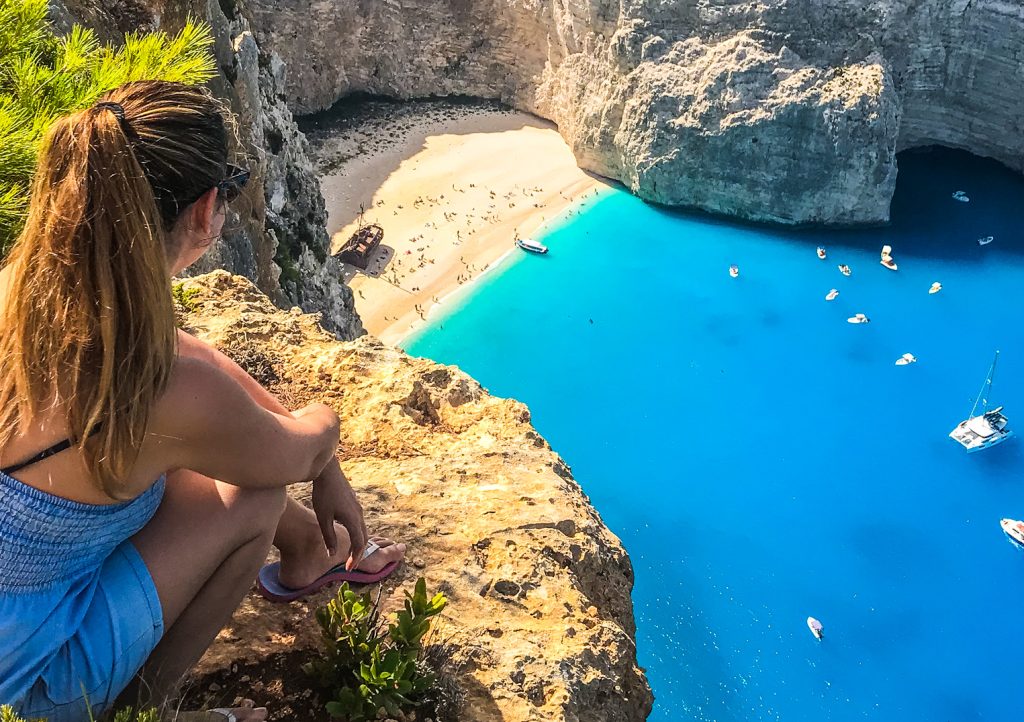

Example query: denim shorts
[17,541,164,722]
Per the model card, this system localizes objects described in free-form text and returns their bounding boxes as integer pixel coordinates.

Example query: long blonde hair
[0,80,229,497]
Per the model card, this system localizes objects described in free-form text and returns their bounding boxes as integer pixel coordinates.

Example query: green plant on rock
[304,578,447,721]
[0,0,216,254]
[109,706,159,722]
[0,704,158,722]
[0,705,41,722]
[171,281,201,312]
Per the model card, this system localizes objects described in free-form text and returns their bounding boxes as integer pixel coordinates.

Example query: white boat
[807,616,823,640]
[895,353,917,366]
[952,190,970,202]
[729,265,740,278]
[838,264,851,276]
[516,238,548,254]
[929,282,942,294]
[1001,518,1024,547]
[949,351,1013,452]
[977,236,994,246]
[847,313,870,324]
[825,289,839,301]
[880,244,897,271]
[817,247,827,260]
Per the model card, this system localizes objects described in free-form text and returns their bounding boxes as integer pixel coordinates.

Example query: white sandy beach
[316,106,607,345]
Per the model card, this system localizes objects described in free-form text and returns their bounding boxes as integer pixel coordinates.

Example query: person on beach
[0,81,405,722]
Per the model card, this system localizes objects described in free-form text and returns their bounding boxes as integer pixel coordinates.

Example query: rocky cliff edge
[179,271,653,721]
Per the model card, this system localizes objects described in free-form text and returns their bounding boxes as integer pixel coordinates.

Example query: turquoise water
[406,148,1024,721]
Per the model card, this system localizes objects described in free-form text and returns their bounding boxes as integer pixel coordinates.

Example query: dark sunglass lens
[218,167,250,203]
[220,184,241,203]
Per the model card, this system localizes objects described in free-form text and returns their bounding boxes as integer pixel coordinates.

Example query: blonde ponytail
[0,81,229,496]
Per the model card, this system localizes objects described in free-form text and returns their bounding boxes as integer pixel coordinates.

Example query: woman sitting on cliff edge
[0,80,405,722]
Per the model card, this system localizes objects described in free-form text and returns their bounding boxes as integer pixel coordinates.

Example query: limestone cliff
[178,271,653,722]
[242,0,1023,225]
[52,0,363,338]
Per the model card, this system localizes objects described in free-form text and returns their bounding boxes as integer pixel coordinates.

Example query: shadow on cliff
[642,146,1024,263]
[817,146,1024,263]
[457,673,506,722]
[339,244,395,283]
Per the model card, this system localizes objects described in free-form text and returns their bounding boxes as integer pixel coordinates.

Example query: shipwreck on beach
[337,223,383,269]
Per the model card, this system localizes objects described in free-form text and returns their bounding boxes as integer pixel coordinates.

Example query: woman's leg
[273,496,406,589]
[124,472,405,708]
[126,470,287,705]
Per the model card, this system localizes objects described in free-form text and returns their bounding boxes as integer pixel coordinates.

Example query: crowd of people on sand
[347,181,554,294]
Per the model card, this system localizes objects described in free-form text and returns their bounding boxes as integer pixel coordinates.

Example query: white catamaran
[949,351,1013,452]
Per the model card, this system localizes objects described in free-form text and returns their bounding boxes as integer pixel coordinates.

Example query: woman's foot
[277,525,406,590]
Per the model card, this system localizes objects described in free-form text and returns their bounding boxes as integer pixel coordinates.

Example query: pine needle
[0,0,217,252]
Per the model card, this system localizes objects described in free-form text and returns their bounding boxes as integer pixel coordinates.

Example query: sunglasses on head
[217,164,250,203]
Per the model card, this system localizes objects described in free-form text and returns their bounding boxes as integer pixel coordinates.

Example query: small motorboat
[838,264,851,276]
[895,353,917,366]
[952,190,970,202]
[847,313,870,324]
[949,351,1013,452]
[516,238,548,254]
[977,236,994,246]
[825,289,839,301]
[929,282,942,294]
[807,617,824,640]
[817,247,827,260]
[1001,518,1024,547]
[880,244,897,271]
[729,264,740,278]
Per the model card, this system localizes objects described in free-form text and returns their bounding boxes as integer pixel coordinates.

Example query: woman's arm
[177,329,292,416]
[152,355,340,487]
[174,330,367,558]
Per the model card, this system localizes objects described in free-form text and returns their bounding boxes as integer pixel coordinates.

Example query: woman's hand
[312,460,368,570]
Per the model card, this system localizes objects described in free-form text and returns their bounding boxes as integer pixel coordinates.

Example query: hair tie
[94,101,126,121]
[93,101,137,139]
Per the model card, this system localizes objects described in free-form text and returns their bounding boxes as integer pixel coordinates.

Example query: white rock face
[242,0,1023,225]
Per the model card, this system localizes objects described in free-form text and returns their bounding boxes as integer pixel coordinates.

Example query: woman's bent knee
[235,484,287,535]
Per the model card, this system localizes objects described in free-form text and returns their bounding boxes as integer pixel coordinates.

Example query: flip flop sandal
[256,540,401,603]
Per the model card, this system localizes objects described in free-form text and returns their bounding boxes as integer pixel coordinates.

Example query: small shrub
[222,341,280,388]
[171,281,201,312]
[303,578,447,721]
[0,0,216,254]
[110,707,159,722]
[0,705,42,722]
[0,704,157,722]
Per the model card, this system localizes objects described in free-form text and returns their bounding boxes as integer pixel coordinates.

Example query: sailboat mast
[970,350,999,417]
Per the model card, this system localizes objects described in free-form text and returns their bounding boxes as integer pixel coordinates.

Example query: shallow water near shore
[405,148,1024,721]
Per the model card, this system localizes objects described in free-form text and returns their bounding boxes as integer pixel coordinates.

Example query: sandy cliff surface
[178,271,653,721]
[242,0,1023,225]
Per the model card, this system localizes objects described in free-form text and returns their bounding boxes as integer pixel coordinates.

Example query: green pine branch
[0,0,217,253]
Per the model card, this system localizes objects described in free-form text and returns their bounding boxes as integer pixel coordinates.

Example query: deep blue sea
[405,148,1024,721]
